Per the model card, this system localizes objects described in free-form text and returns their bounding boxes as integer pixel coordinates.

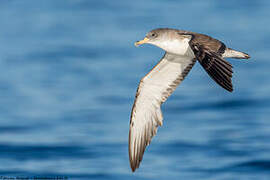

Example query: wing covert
[129,53,196,172]
[190,42,233,92]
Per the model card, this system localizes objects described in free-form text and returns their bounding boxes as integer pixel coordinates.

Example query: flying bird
[129,28,250,172]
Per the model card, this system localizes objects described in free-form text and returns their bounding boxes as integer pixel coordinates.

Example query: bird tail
[222,48,250,59]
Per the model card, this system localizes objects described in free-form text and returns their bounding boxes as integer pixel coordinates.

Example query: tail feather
[222,48,250,59]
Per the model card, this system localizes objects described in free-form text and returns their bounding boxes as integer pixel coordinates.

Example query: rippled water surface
[0,0,269,179]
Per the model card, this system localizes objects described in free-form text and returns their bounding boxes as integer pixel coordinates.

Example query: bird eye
[147,32,158,39]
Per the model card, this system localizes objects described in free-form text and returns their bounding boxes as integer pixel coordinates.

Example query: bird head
[134,29,164,47]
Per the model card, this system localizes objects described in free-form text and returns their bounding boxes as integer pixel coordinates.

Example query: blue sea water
[0,0,269,179]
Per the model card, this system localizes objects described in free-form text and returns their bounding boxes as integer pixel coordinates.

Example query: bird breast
[156,38,194,57]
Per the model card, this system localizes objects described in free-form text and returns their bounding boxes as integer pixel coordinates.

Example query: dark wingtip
[227,84,233,92]
[130,163,138,172]
[222,84,233,92]
[245,54,250,59]
[242,53,250,59]
[227,87,233,92]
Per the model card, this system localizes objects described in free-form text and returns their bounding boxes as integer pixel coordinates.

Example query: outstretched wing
[129,53,196,172]
[190,42,233,92]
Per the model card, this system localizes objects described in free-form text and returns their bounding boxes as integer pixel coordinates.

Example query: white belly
[157,38,193,57]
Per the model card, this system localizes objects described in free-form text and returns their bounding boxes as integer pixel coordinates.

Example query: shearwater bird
[129,28,250,172]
